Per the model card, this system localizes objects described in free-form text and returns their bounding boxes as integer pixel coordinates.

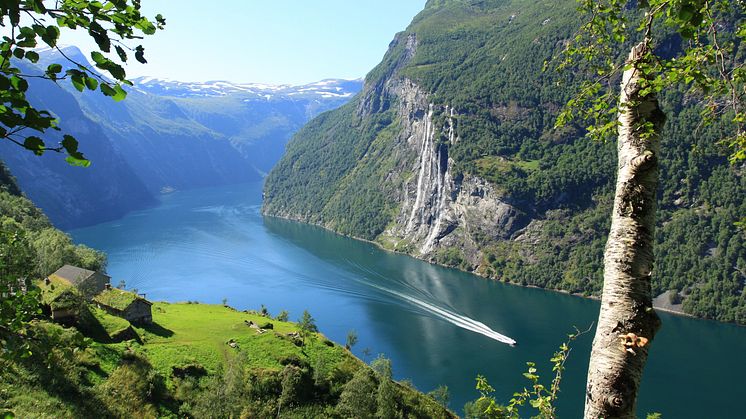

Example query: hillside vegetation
[0,165,453,418]
[0,302,454,418]
[0,164,106,278]
[264,0,746,324]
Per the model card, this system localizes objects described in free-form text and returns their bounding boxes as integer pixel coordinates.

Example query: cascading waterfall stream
[405,104,435,234]
[422,106,456,254]
[402,102,457,254]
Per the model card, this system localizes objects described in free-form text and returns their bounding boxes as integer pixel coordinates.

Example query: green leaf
[61,134,78,152]
[90,51,106,65]
[46,63,62,74]
[71,75,85,92]
[115,45,127,62]
[29,0,46,13]
[61,135,90,167]
[136,17,157,35]
[102,62,126,80]
[24,50,39,63]
[10,76,28,92]
[19,26,35,38]
[112,84,127,101]
[84,76,98,91]
[100,83,116,97]
[88,21,111,52]
[41,25,60,47]
[135,45,146,64]
[23,136,45,155]
[65,156,91,167]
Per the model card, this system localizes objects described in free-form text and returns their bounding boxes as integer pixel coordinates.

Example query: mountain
[263,0,746,324]
[0,61,157,230]
[1,47,361,228]
[128,76,362,177]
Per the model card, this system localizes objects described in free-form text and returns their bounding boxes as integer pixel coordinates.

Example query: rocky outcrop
[378,80,529,268]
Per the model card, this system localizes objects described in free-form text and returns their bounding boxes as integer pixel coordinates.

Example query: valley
[1,0,745,417]
[70,182,746,418]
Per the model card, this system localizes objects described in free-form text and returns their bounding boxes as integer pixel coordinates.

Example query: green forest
[264,0,746,324]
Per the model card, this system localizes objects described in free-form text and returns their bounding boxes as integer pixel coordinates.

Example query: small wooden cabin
[49,265,110,299]
[94,288,153,324]
[39,277,81,324]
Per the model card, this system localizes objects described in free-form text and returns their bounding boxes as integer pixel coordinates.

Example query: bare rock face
[379,80,529,268]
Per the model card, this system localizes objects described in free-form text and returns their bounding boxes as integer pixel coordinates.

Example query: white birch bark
[584,43,665,419]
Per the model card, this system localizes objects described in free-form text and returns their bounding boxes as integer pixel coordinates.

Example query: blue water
[71,182,746,417]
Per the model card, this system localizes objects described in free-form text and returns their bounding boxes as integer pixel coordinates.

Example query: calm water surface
[71,182,746,417]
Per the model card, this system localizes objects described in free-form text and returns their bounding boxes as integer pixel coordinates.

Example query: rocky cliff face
[263,0,745,324]
[369,78,529,269]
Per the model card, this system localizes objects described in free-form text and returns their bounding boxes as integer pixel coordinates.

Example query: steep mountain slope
[0,64,157,230]
[2,48,360,228]
[131,77,361,177]
[264,0,746,324]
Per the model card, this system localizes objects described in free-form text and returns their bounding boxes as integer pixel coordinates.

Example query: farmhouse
[94,288,153,324]
[49,265,110,298]
[39,275,81,323]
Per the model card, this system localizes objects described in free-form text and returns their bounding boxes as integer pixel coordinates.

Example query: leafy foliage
[557,0,746,164]
[0,168,104,358]
[466,327,589,418]
[0,0,164,164]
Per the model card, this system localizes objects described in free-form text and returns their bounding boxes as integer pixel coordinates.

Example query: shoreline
[261,211,727,326]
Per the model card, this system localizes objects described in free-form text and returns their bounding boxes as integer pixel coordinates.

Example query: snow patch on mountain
[131,77,362,100]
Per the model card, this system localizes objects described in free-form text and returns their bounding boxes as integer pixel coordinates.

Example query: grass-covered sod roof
[38,276,76,305]
[94,288,143,311]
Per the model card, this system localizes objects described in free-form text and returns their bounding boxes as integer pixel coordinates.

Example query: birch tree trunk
[584,43,665,419]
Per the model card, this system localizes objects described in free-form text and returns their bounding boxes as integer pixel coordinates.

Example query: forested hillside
[264,0,746,324]
[0,164,453,418]
[0,162,106,277]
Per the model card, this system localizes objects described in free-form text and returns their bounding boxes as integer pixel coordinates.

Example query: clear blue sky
[62,1,427,85]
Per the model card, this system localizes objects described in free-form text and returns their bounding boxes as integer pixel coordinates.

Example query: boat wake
[343,260,517,346]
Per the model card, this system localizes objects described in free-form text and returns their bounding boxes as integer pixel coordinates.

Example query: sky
[60,1,427,85]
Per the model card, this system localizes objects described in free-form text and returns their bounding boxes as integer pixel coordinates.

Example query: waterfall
[405,104,435,233]
[403,103,457,254]
[421,107,456,253]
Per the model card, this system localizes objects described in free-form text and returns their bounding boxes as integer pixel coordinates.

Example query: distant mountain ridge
[1,46,361,229]
[131,76,362,99]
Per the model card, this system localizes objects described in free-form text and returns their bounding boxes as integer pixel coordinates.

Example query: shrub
[336,368,378,418]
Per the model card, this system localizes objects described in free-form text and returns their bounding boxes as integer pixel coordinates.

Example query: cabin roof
[39,276,77,305]
[50,265,106,285]
[94,288,151,311]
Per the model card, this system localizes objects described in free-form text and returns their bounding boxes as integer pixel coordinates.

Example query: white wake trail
[363,279,517,346]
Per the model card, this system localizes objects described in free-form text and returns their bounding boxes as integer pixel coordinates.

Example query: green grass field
[112,302,352,379]
[1,302,453,418]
